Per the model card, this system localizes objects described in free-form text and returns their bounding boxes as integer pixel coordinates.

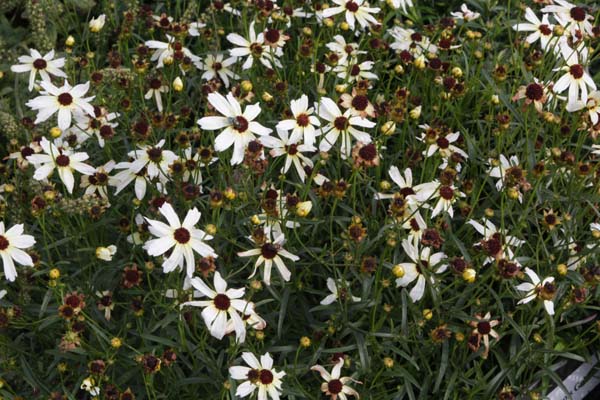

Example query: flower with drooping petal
[467,219,524,265]
[515,267,556,315]
[553,44,596,112]
[0,222,36,282]
[321,0,380,31]
[26,137,95,194]
[451,3,480,21]
[237,233,299,285]
[468,312,500,359]
[311,358,361,400]
[318,97,374,159]
[80,160,115,200]
[196,54,239,88]
[26,80,95,131]
[144,203,217,277]
[126,139,178,182]
[541,0,594,38]
[260,128,316,182]
[10,48,66,91]
[395,239,447,302]
[227,21,281,70]
[145,34,199,70]
[198,91,272,165]
[275,94,321,147]
[180,271,251,342]
[511,8,557,52]
[320,278,361,305]
[229,352,285,400]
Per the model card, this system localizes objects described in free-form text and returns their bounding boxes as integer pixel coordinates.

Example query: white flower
[26,80,95,131]
[127,139,178,182]
[0,289,6,299]
[451,3,480,21]
[198,91,272,165]
[387,0,413,13]
[238,233,299,285]
[89,14,106,32]
[395,239,447,302]
[95,245,117,261]
[144,78,169,112]
[145,34,199,70]
[0,222,36,282]
[515,267,556,315]
[333,60,378,83]
[180,272,251,343]
[325,35,366,65]
[80,160,115,200]
[388,27,438,57]
[276,94,321,147]
[227,21,282,70]
[144,203,217,277]
[73,106,119,148]
[421,182,465,218]
[196,54,239,88]
[591,222,600,235]
[375,166,436,206]
[419,130,468,160]
[321,0,380,31]
[581,90,600,124]
[229,352,285,400]
[320,278,361,305]
[541,0,594,38]
[188,21,206,36]
[467,219,524,265]
[260,128,315,182]
[311,358,361,400]
[487,154,525,202]
[111,161,150,200]
[511,8,557,51]
[26,137,95,194]
[81,377,100,396]
[318,97,374,159]
[10,49,66,91]
[553,44,596,111]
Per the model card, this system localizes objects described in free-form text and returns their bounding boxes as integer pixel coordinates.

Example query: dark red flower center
[287,144,298,155]
[173,227,191,244]
[261,243,278,259]
[570,6,586,22]
[334,116,349,131]
[247,369,259,382]
[477,321,491,335]
[55,154,70,167]
[150,78,162,89]
[147,147,163,162]
[0,235,9,251]
[213,293,231,310]
[296,113,310,127]
[345,1,359,12]
[539,24,552,35]
[250,42,263,56]
[233,116,249,133]
[400,187,416,197]
[525,83,544,101]
[351,95,369,111]
[436,137,450,149]
[21,146,34,158]
[439,186,454,200]
[58,93,73,106]
[265,28,280,43]
[213,62,222,71]
[328,379,343,394]
[259,369,274,385]
[33,58,47,70]
[350,64,361,76]
[358,143,377,161]
[570,64,584,79]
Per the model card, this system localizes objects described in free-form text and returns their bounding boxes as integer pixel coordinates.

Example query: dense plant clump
[0,0,599,399]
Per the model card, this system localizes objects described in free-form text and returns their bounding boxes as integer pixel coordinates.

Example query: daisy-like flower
[187,21,206,36]
[322,0,380,31]
[80,160,115,200]
[420,183,465,218]
[512,79,553,113]
[0,222,36,282]
[144,202,218,278]
[237,233,299,285]
[591,222,600,236]
[375,166,436,206]
[333,60,378,83]
[388,27,438,57]
[325,35,366,65]
[320,277,361,305]
[95,245,117,261]
[145,77,169,113]
[553,44,596,111]
[227,21,281,70]
[511,8,557,51]
[339,89,376,118]
[515,267,557,315]
[275,95,321,147]
[318,97,375,160]
[145,34,199,69]
[229,352,285,400]
[541,0,594,38]
[388,0,413,13]
[487,154,530,202]
[311,358,361,400]
[468,312,500,359]
[450,3,481,21]
[395,239,447,302]
[180,272,251,343]
[467,219,524,265]
[260,128,316,182]
[197,92,272,165]
[10,49,66,91]
[26,80,95,131]
[127,139,178,182]
[580,90,600,124]
[26,137,95,194]
[110,160,151,200]
[419,130,468,159]
[73,106,119,148]
[196,54,239,88]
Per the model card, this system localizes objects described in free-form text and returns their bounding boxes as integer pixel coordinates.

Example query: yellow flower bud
[394,64,405,75]
[111,337,122,348]
[392,264,405,278]
[324,18,335,28]
[65,35,75,47]
[50,127,62,138]
[462,268,477,283]
[49,268,60,279]
[383,357,394,368]
[296,201,312,217]
[241,80,253,92]
[379,180,391,191]
[533,333,543,343]
[451,67,463,78]
[423,309,433,320]
[205,224,217,235]
[299,336,311,348]
[173,77,184,92]
[491,94,500,105]
[414,55,426,70]
[340,22,350,31]
[262,92,273,102]
[250,215,261,225]
[380,121,396,136]
[557,263,568,276]
[409,106,422,120]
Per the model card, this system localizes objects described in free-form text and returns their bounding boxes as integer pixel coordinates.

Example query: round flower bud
[299,336,311,347]
[65,35,75,47]
[423,309,433,320]
[50,127,62,138]
[49,268,60,279]
[556,264,568,276]
[392,264,405,278]
[173,77,184,92]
